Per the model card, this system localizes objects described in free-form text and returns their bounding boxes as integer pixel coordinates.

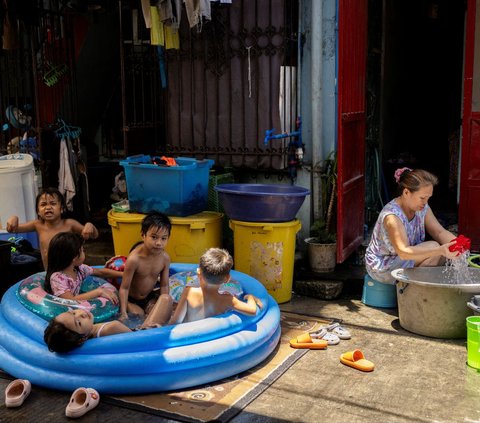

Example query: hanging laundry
[184,0,211,30]
[140,0,152,28]
[150,6,180,49]
[58,138,76,212]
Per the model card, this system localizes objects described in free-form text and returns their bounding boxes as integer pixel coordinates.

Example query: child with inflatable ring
[169,248,263,324]
[6,187,99,270]
[45,232,122,304]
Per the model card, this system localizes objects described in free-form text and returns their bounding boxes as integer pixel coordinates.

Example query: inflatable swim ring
[0,263,280,394]
[169,270,243,302]
[16,272,119,323]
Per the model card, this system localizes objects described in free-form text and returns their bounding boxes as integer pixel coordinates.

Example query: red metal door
[337,0,368,262]
[459,0,480,250]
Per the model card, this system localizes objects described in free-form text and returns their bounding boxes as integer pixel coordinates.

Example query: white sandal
[5,379,31,408]
[309,328,340,345]
[65,387,100,418]
[324,322,351,340]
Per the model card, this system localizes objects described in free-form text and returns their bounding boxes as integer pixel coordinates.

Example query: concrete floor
[1,230,479,422]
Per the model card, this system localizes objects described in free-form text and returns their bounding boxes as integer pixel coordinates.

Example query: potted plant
[305,151,337,272]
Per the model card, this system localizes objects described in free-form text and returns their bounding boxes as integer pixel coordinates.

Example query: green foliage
[310,151,337,244]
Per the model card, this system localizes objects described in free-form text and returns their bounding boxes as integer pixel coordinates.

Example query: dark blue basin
[214,184,310,222]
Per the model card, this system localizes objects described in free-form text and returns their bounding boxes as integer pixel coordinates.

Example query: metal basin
[392,267,480,339]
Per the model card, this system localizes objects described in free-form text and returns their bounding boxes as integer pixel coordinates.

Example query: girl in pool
[44,232,122,303]
[44,293,172,353]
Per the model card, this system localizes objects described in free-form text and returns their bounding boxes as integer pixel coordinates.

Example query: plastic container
[0,154,39,249]
[362,274,397,308]
[468,295,480,316]
[108,210,223,263]
[229,219,301,303]
[120,155,214,217]
[467,316,480,369]
[214,184,310,222]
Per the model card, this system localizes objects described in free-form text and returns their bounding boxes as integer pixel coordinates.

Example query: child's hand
[244,294,263,310]
[96,288,119,304]
[82,223,97,239]
[119,312,128,321]
[6,216,18,232]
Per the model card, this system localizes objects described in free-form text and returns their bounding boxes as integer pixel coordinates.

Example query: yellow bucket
[229,219,301,304]
[108,210,223,263]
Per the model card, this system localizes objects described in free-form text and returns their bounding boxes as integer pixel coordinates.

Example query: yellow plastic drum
[108,210,223,263]
[229,219,301,304]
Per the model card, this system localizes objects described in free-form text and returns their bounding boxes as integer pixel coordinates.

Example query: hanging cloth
[58,138,76,211]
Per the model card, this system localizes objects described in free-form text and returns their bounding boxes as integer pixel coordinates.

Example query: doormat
[105,312,333,423]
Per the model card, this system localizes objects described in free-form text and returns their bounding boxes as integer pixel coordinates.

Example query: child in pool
[6,187,99,269]
[168,248,263,324]
[118,212,172,320]
[44,294,173,353]
[45,232,121,304]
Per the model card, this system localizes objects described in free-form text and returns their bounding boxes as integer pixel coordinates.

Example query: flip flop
[322,322,352,340]
[290,332,328,349]
[309,328,340,345]
[340,349,374,372]
[5,379,31,408]
[65,387,100,418]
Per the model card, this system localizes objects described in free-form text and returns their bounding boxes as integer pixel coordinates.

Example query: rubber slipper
[309,328,340,345]
[5,379,31,408]
[289,332,328,349]
[340,349,374,372]
[65,387,100,418]
[322,322,351,340]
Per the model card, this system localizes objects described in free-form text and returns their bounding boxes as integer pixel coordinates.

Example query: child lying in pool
[168,248,263,325]
[44,294,173,353]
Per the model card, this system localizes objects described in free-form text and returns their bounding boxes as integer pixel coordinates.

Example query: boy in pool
[118,211,172,320]
[168,248,263,324]
[6,187,98,269]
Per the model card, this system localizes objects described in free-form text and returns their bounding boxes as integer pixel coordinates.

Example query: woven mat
[105,311,332,423]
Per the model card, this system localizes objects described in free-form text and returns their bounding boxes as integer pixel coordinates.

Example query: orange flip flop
[289,332,328,349]
[340,349,374,372]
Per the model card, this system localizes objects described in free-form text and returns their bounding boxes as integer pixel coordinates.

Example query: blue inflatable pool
[0,263,281,394]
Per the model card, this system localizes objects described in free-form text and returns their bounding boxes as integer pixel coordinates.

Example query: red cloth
[449,235,471,253]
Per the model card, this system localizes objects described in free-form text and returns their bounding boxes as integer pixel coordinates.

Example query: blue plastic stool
[362,274,397,308]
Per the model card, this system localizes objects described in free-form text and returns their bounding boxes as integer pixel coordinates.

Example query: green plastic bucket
[466,316,480,369]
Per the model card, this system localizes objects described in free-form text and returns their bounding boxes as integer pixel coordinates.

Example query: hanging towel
[58,138,76,211]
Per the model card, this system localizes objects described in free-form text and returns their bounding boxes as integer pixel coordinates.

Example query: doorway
[366,0,466,227]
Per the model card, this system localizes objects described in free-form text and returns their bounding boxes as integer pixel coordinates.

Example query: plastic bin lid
[0,153,34,170]
[108,209,223,223]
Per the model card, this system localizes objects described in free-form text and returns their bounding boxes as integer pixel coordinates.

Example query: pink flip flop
[5,379,31,408]
[65,387,100,418]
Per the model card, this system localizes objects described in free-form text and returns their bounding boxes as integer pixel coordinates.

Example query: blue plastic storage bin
[120,156,214,217]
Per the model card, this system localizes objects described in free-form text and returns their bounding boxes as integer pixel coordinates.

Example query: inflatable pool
[0,263,281,394]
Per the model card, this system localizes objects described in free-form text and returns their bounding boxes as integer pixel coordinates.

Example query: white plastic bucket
[0,154,38,244]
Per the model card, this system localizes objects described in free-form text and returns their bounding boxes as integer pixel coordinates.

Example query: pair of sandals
[309,322,351,345]
[5,379,99,418]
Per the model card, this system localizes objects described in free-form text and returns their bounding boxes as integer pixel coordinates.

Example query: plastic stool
[362,274,397,308]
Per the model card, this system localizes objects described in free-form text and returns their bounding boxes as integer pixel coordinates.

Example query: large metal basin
[392,267,480,339]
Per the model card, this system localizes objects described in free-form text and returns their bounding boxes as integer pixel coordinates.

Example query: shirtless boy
[169,248,263,324]
[6,187,98,269]
[118,211,172,320]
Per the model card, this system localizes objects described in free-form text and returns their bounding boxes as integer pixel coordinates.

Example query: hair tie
[394,167,412,183]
